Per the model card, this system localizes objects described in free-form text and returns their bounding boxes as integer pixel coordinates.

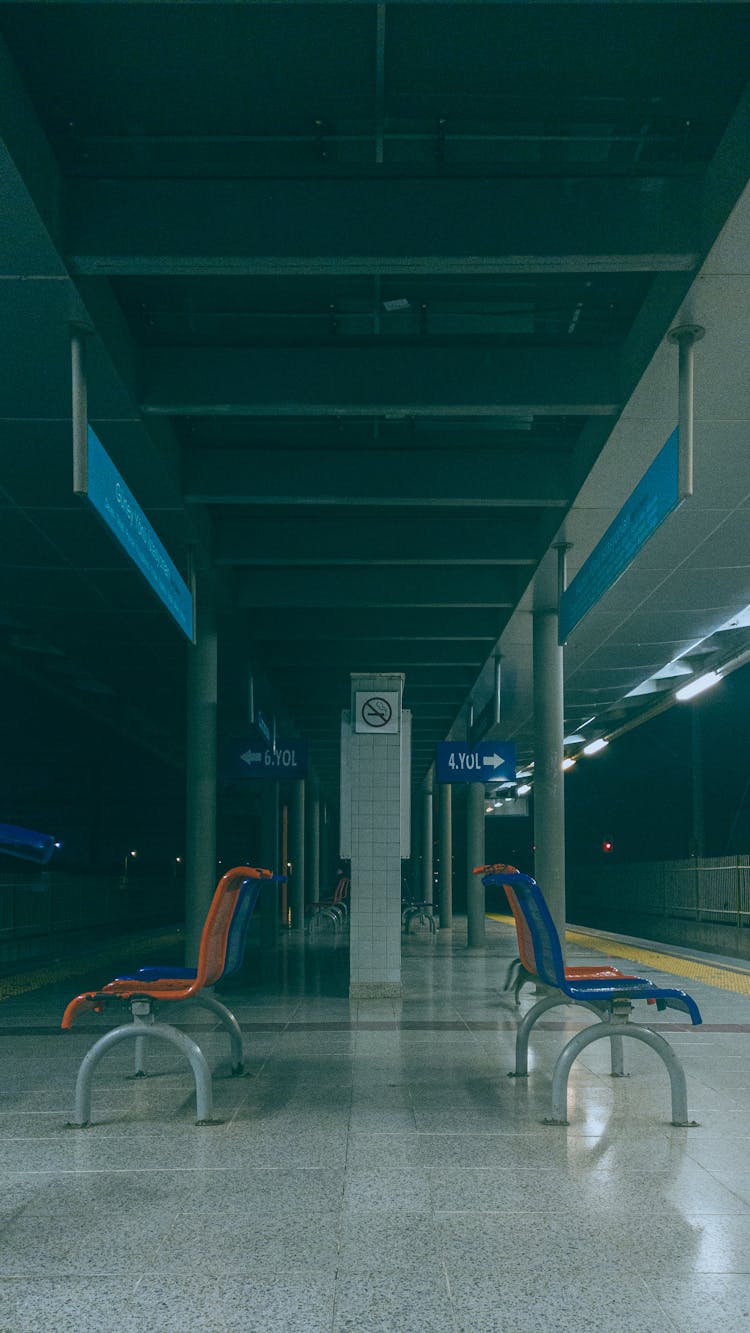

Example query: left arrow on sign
[482,753,506,769]
[241,749,263,765]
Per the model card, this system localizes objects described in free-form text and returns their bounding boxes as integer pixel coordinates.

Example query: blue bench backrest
[222,875,264,978]
[483,870,566,989]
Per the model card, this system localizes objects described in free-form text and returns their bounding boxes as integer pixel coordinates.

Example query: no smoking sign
[354,690,401,734]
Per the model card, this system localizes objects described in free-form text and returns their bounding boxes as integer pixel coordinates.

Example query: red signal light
[602,840,614,854]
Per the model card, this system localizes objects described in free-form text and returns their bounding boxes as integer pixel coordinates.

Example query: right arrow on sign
[482,754,506,769]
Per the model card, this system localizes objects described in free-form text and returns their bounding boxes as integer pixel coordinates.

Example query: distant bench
[306,876,349,933]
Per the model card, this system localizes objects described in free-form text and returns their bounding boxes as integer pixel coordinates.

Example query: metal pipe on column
[667,323,705,500]
[438,782,453,930]
[260,780,280,949]
[184,572,217,964]
[421,781,434,904]
[466,782,486,947]
[308,783,321,908]
[532,606,566,949]
[70,324,91,495]
[320,801,330,895]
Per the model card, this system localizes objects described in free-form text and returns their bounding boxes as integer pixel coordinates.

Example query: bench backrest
[480,866,566,989]
[196,866,275,988]
[332,876,350,905]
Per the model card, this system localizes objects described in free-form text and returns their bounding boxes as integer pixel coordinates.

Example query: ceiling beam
[142,345,620,418]
[263,643,486,668]
[273,668,477,688]
[67,177,698,277]
[214,512,540,565]
[248,607,503,640]
[236,565,516,607]
[187,447,570,507]
[34,0,744,6]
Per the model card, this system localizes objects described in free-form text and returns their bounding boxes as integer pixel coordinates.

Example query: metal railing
[0,869,182,967]
[568,855,750,953]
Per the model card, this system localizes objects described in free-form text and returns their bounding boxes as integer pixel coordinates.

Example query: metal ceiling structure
[1,2,750,803]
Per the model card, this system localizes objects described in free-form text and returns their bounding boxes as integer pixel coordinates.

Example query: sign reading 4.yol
[436,741,517,785]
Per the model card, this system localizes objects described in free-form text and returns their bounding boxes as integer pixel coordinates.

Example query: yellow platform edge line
[0,931,182,1004]
[486,913,750,996]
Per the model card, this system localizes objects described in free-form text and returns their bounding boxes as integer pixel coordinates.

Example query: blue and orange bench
[63,865,284,1125]
[476,864,702,1126]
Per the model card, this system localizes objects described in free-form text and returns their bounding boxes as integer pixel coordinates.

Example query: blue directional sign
[83,426,194,642]
[559,428,680,644]
[230,739,308,780]
[436,741,517,785]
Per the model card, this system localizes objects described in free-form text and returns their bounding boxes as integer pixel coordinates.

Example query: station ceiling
[1,2,750,799]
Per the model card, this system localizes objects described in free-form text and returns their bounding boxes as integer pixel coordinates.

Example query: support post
[533,606,566,950]
[347,672,404,998]
[289,779,306,929]
[421,780,434,904]
[260,780,280,948]
[308,782,321,907]
[185,572,217,965]
[466,782,486,947]
[690,709,705,859]
[438,782,453,931]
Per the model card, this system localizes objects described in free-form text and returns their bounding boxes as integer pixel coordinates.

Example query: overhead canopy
[1,2,750,795]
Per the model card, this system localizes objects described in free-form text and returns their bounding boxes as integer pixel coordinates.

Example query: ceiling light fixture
[675,670,722,702]
[582,737,609,756]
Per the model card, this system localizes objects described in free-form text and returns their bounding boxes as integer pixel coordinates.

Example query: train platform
[1,916,749,1332]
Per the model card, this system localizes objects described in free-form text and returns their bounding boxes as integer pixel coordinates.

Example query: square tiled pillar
[345,673,405,999]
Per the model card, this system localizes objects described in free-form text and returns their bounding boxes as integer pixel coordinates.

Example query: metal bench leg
[511,993,621,1078]
[546,1022,698,1127]
[194,991,245,1075]
[133,1035,147,1077]
[609,1033,625,1077]
[307,906,340,934]
[512,992,562,1076]
[69,1015,219,1127]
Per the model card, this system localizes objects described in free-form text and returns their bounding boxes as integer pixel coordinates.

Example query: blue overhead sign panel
[82,427,194,642]
[436,741,517,785]
[226,739,308,780]
[559,428,680,644]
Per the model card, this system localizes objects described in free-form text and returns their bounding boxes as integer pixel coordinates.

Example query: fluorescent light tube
[675,670,722,701]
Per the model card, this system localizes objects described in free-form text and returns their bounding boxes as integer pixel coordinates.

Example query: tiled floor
[1,918,750,1331]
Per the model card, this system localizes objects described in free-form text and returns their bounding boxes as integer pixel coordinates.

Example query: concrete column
[420,782,433,904]
[533,607,566,946]
[289,779,306,929]
[466,782,486,947]
[348,673,404,998]
[438,782,453,930]
[184,579,217,965]
[260,781,280,949]
[307,784,321,906]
